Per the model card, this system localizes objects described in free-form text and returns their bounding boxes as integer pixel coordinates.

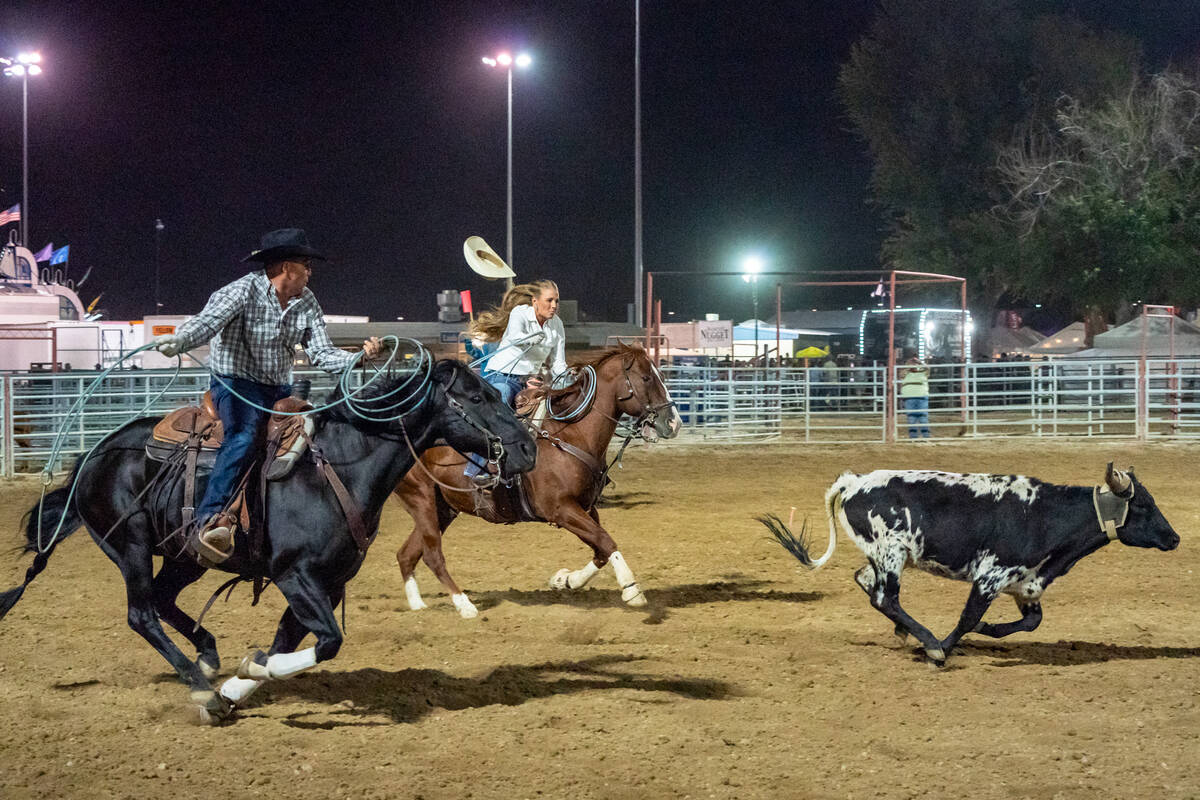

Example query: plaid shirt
[175,270,353,385]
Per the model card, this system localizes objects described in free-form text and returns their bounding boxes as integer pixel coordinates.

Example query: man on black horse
[152,228,381,564]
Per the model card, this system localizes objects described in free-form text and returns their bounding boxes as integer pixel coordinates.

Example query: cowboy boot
[195,512,238,564]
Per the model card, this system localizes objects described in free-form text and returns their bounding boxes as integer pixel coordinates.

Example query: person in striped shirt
[153,228,381,563]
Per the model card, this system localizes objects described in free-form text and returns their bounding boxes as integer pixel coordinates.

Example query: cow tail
[756,488,839,571]
[812,481,843,570]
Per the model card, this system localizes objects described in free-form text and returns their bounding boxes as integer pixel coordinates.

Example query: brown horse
[393,344,682,617]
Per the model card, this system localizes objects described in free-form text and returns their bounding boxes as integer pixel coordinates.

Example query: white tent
[1065,315,1200,358]
[985,325,1044,358]
[1021,322,1087,356]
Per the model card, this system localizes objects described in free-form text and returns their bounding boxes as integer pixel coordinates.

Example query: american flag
[0,204,19,225]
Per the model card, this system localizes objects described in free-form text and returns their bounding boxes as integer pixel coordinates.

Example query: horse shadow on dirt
[241,653,732,729]
[594,490,656,510]
[465,578,823,624]
[849,638,1200,668]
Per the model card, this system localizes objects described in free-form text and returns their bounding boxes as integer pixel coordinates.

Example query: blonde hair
[470,280,559,342]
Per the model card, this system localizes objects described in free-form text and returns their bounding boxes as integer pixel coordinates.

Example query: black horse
[0,359,536,723]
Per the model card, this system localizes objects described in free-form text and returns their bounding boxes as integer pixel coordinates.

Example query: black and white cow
[759,463,1179,665]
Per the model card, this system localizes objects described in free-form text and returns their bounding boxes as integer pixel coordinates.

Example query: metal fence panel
[903,360,1140,441]
[8,358,1200,473]
[661,365,887,444]
[5,367,354,475]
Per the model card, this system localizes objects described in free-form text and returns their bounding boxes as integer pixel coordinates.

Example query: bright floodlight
[497,52,513,66]
[741,254,764,282]
[481,56,497,67]
[5,65,25,77]
[515,53,532,68]
[18,52,41,64]
[28,65,41,76]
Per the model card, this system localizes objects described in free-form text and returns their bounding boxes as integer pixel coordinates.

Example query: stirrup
[471,473,497,489]
[193,516,236,565]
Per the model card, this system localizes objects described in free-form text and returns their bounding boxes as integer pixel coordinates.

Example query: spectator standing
[900,356,931,439]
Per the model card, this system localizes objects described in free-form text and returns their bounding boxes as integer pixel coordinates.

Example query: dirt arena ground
[1,438,1198,800]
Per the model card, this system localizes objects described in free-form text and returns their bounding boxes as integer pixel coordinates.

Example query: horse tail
[0,481,84,621]
[755,477,844,572]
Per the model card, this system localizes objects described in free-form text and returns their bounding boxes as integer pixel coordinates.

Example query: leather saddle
[513,386,547,428]
[146,391,314,481]
[472,473,543,525]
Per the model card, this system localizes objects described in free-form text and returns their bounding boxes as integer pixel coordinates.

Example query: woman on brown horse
[474,279,567,404]
[463,279,567,481]
[394,344,682,617]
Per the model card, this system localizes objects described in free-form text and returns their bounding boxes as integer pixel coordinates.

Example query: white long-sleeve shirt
[485,303,568,379]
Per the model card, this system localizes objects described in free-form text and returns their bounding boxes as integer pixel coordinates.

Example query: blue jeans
[904,396,931,439]
[485,372,529,408]
[195,375,290,521]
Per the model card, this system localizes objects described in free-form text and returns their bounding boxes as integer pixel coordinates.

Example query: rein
[398,365,527,492]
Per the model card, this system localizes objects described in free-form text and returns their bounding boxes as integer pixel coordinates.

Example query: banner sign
[657,320,734,350]
[697,320,733,347]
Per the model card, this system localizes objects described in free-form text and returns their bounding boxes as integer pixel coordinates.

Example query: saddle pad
[152,406,223,449]
[146,403,315,481]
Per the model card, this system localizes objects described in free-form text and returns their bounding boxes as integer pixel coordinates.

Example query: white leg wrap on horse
[568,560,600,589]
[609,551,646,605]
[219,676,264,704]
[451,593,479,619]
[404,575,427,611]
[266,647,318,680]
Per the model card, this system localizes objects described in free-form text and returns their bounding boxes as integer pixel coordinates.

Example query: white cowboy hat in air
[463,236,515,280]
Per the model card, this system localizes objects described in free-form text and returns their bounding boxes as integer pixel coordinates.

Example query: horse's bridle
[612,357,676,438]
[443,391,508,475]
[436,365,532,480]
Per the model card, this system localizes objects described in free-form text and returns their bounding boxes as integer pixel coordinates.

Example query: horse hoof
[197,657,220,681]
[236,650,270,680]
[924,648,946,667]
[189,689,232,725]
[451,593,478,619]
[892,632,909,647]
[550,569,572,591]
[621,585,647,606]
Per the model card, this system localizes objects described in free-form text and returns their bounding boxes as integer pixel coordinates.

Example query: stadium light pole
[3,52,43,247]
[482,51,532,292]
[741,254,764,364]
[154,219,165,313]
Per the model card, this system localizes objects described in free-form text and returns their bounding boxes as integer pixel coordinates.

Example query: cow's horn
[1105,462,1132,496]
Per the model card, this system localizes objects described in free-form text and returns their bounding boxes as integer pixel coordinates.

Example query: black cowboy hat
[242,228,328,264]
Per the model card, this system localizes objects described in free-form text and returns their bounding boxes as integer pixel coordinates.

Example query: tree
[839,0,1141,340]
[998,70,1200,337]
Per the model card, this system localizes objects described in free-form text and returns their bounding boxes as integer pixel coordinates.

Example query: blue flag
[50,245,69,265]
[33,242,53,262]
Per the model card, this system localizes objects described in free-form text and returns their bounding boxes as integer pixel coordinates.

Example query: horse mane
[571,342,647,372]
[548,343,649,404]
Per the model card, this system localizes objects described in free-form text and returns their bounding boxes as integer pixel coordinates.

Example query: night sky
[2,1,1199,325]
